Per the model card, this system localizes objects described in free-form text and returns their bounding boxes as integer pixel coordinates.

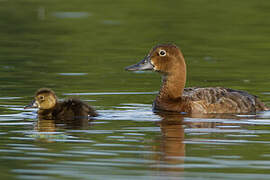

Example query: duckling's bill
[24,100,39,109]
[125,56,154,71]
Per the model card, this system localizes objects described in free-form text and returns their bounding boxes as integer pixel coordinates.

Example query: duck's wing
[183,87,268,113]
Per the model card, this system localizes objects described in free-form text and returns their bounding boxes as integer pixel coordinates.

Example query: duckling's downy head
[25,88,57,110]
[125,44,185,74]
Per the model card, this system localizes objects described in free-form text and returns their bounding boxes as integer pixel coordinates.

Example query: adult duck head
[126,44,187,99]
[125,44,186,74]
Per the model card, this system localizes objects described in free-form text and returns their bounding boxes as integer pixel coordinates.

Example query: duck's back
[183,87,268,113]
[54,99,98,119]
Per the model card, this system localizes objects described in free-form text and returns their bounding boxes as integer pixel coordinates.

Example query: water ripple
[63,92,157,96]
[52,12,90,18]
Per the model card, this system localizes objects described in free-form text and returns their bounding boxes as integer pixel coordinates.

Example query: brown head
[24,88,57,110]
[125,44,186,75]
[126,44,187,101]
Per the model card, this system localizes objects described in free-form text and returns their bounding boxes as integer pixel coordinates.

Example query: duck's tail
[255,98,269,111]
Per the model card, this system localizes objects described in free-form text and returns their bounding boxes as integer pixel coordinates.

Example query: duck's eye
[39,96,44,100]
[159,50,166,56]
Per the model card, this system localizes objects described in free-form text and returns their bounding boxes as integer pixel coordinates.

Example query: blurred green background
[0,0,269,108]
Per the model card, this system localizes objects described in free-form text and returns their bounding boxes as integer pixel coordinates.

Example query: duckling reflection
[25,88,98,120]
[35,118,56,132]
[31,113,93,142]
[36,115,91,131]
[30,119,58,142]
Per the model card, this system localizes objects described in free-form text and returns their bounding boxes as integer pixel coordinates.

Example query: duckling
[25,88,98,119]
[125,44,269,114]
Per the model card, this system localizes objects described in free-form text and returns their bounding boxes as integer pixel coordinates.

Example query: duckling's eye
[159,50,166,56]
[39,96,44,100]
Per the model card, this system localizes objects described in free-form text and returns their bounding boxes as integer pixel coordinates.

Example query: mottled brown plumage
[126,44,269,114]
[25,88,98,119]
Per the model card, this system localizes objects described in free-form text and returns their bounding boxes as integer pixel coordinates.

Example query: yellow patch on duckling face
[34,100,40,108]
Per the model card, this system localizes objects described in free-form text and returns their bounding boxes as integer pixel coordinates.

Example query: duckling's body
[126,44,269,114]
[37,98,98,120]
[25,88,97,119]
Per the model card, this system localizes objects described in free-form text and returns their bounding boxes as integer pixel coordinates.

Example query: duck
[125,44,269,114]
[24,88,98,119]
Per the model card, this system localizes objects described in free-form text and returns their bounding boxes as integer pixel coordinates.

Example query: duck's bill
[24,100,38,109]
[125,56,154,71]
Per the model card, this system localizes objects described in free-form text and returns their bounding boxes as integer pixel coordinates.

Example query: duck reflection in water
[30,117,92,142]
[155,112,185,172]
[154,112,250,172]
[154,112,185,172]
[35,116,92,131]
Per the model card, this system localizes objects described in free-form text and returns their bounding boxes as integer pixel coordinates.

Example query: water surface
[0,0,270,179]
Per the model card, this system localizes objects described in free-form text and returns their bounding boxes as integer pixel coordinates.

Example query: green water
[0,0,270,179]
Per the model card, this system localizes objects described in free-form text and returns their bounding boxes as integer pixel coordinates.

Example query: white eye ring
[39,96,44,100]
[159,50,166,56]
